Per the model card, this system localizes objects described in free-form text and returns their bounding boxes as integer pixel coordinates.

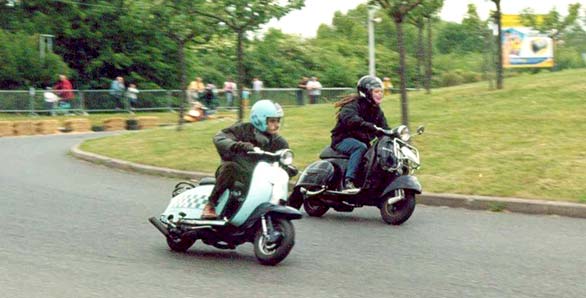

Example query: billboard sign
[501,14,554,68]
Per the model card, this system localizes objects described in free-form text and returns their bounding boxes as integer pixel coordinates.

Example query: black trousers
[208,162,250,207]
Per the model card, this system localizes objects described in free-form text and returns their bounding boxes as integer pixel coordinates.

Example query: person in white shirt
[252,77,263,102]
[306,76,322,104]
[125,83,139,110]
[223,77,237,107]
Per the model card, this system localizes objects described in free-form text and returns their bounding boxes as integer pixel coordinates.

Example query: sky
[264,0,586,37]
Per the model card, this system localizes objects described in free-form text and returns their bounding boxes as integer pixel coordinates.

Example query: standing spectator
[53,74,74,109]
[223,77,237,107]
[306,76,322,104]
[296,76,308,105]
[125,83,139,111]
[188,77,205,102]
[109,76,125,110]
[241,87,250,106]
[202,83,219,113]
[252,77,263,102]
[383,77,393,96]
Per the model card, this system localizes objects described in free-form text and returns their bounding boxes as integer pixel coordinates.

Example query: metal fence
[0,87,353,115]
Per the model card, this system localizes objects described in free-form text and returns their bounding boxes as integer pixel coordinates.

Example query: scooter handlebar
[374,125,394,137]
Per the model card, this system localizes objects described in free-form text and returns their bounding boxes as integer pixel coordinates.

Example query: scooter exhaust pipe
[149,217,169,237]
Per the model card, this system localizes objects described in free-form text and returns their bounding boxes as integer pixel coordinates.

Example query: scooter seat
[198,177,216,185]
[319,146,349,159]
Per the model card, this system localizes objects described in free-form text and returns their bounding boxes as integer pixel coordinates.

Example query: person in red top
[53,74,74,106]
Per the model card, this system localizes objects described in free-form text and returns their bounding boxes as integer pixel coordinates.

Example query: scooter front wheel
[253,218,295,266]
[379,189,416,225]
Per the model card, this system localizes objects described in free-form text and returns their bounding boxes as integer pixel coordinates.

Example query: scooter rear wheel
[253,218,295,266]
[303,198,329,217]
[166,236,196,252]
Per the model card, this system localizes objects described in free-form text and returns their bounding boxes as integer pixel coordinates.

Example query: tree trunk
[483,28,494,90]
[495,1,504,89]
[425,17,432,94]
[416,23,424,90]
[176,40,187,131]
[395,19,409,127]
[236,30,245,122]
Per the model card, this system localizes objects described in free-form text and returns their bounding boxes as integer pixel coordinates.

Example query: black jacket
[330,96,390,147]
[213,122,289,171]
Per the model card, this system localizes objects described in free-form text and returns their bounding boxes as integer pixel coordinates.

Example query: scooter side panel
[296,160,336,187]
[162,185,229,221]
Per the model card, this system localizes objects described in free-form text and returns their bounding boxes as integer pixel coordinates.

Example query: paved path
[1,134,585,298]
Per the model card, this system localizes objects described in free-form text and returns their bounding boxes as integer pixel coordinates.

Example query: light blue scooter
[149,148,302,265]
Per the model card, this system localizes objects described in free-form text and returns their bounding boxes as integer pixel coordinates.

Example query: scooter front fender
[381,175,422,198]
[241,203,302,231]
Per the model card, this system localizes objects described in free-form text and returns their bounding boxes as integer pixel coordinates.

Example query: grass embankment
[79,69,586,203]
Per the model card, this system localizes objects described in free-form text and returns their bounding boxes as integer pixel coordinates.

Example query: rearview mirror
[416,125,425,135]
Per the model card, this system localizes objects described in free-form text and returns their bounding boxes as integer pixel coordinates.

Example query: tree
[190,0,305,122]
[407,7,425,90]
[461,4,485,52]
[489,0,503,89]
[419,0,443,94]
[149,0,216,130]
[371,0,423,128]
[0,30,70,89]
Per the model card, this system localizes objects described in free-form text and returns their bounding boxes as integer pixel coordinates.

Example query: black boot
[343,178,360,192]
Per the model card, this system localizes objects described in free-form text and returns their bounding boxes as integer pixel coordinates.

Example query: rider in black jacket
[202,99,289,219]
[330,76,390,191]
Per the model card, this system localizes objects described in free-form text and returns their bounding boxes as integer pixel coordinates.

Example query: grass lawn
[73,69,586,203]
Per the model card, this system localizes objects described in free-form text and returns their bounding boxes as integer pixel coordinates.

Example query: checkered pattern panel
[172,193,209,209]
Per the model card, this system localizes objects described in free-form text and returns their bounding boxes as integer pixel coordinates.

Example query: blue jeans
[225,92,234,106]
[334,138,367,181]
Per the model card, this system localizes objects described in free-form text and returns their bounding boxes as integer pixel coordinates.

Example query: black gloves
[362,122,376,132]
[285,165,299,177]
[232,141,255,153]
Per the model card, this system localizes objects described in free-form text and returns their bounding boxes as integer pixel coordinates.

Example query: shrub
[439,71,464,87]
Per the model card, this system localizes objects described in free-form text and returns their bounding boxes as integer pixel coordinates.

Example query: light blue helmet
[250,99,284,132]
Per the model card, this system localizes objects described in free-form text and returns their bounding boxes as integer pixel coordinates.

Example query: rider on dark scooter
[330,75,390,192]
[202,99,291,219]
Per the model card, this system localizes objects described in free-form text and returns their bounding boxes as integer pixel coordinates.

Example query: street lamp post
[368,6,381,77]
[368,6,376,76]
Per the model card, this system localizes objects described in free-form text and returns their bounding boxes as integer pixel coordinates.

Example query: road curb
[71,144,586,219]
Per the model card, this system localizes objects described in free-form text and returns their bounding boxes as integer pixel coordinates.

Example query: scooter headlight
[279,150,294,166]
[398,126,411,142]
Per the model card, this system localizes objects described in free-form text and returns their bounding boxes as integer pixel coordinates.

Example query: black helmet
[357,75,383,102]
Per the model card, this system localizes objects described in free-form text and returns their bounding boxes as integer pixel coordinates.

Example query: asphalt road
[1,133,585,298]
